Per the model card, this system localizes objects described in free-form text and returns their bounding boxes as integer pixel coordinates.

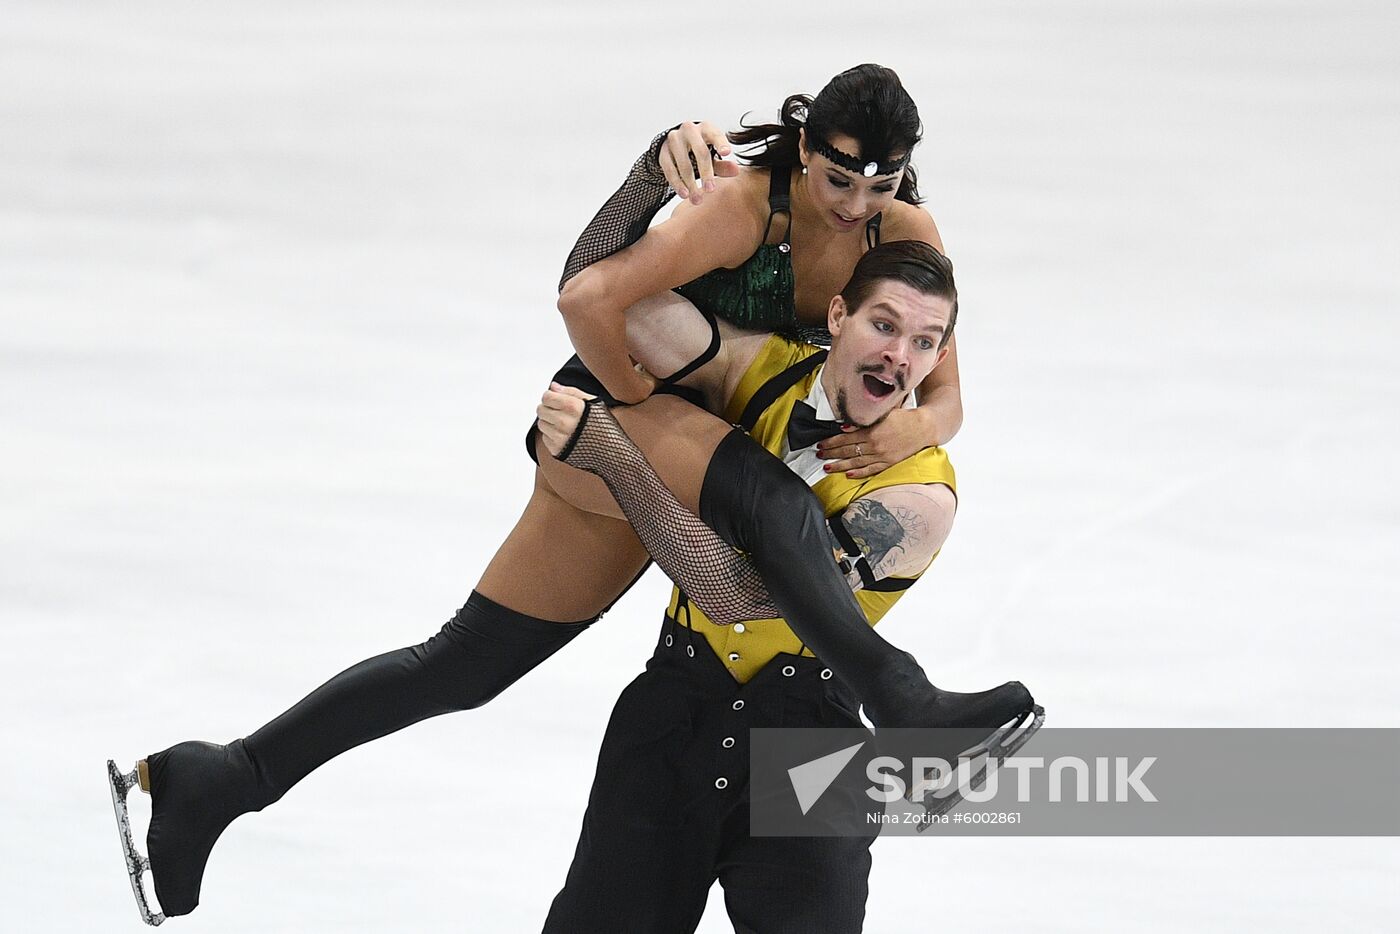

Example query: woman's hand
[816,407,935,479]
[536,383,597,458]
[660,121,740,205]
[557,294,661,404]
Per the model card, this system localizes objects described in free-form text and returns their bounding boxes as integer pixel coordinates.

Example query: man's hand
[817,407,934,479]
[661,121,740,204]
[536,382,597,458]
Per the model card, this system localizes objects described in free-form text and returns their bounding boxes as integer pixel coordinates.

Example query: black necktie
[787,400,843,452]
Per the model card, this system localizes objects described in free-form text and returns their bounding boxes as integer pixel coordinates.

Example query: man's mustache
[856,363,906,392]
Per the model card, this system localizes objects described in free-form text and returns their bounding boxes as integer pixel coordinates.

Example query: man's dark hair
[840,239,958,348]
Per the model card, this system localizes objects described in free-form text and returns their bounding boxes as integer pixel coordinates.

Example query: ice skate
[863,673,1044,821]
[917,679,1038,732]
[107,740,264,921]
[107,759,164,926]
[912,699,1047,826]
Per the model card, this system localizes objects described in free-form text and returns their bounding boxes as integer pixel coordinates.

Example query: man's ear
[828,294,849,335]
[932,343,951,370]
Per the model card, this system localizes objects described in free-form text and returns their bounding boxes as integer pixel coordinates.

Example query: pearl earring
[801,165,808,175]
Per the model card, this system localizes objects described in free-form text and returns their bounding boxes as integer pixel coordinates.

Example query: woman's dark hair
[840,239,957,348]
[729,64,924,204]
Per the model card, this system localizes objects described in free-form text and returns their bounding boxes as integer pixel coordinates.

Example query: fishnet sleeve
[559,399,780,625]
[557,129,677,292]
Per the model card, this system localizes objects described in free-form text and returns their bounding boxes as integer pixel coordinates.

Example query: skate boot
[108,740,265,923]
[862,657,1045,820]
[914,690,1045,824]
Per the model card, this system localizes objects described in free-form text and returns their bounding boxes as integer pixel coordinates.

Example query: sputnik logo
[786,741,867,815]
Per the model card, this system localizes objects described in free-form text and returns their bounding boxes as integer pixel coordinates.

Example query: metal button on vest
[732,699,745,711]
[715,777,729,789]
[665,634,673,647]
[782,665,796,677]
[734,623,746,634]
[722,736,736,748]
[820,669,833,680]
[728,652,740,662]
[687,645,695,657]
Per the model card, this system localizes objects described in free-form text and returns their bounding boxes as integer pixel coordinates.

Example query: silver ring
[856,443,863,457]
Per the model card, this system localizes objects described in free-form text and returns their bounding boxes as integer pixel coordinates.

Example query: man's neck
[818,367,841,422]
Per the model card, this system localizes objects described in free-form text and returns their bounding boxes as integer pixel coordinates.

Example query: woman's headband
[807,136,909,178]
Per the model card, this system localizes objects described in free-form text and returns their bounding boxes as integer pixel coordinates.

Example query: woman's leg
[140,470,650,917]
[550,394,1034,730]
[236,472,650,797]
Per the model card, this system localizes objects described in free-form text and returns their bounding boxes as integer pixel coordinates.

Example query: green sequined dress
[558,132,881,347]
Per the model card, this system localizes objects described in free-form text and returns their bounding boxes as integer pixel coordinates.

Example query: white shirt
[780,364,916,488]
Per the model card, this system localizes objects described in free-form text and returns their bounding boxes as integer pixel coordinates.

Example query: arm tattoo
[842,498,930,580]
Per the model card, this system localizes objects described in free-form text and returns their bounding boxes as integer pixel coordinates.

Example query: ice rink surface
[3,1,1398,930]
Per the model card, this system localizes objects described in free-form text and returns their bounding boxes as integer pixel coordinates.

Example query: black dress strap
[760,168,794,248]
[737,349,828,433]
[865,211,883,250]
[658,304,721,387]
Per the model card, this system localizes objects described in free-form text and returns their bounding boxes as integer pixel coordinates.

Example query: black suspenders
[737,350,914,594]
[828,512,913,593]
[737,350,826,432]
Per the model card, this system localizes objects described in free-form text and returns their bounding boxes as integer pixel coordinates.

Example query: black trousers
[543,615,878,934]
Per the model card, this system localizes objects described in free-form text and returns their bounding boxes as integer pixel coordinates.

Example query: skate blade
[913,705,1047,830]
[106,759,166,926]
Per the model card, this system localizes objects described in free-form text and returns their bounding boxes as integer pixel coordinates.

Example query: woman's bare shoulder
[663,164,774,260]
[669,164,772,226]
[879,200,945,252]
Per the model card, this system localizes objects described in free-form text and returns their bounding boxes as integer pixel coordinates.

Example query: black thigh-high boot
[143,591,594,917]
[697,430,1032,729]
[557,400,1032,731]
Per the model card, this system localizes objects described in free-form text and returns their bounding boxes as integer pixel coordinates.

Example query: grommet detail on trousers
[542,616,876,934]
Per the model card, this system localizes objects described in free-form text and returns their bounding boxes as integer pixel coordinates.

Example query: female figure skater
[109,64,1029,925]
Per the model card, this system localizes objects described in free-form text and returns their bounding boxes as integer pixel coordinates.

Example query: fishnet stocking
[558,401,1036,731]
[558,130,675,292]
[560,399,780,625]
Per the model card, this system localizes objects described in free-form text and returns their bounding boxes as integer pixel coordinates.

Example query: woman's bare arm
[557,166,765,404]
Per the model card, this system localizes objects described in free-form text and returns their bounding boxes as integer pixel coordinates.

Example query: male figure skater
[534,239,1040,932]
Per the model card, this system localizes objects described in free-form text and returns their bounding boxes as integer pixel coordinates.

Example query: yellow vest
[665,335,957,683]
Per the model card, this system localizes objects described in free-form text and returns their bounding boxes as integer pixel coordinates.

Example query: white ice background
[3,1,1398,931]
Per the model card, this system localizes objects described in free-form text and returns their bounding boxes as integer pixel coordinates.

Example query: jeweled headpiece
[808,136,908,178]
